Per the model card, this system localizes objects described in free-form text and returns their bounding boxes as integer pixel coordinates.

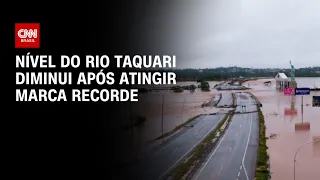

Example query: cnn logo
[18,29,37,38]
[15,23,40,48]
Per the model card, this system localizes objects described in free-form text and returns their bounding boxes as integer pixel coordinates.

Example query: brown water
[243,77,320,180]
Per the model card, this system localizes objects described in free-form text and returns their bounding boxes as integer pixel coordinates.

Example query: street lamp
[293,140,320,180]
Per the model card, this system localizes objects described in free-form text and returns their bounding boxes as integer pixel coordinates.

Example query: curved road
[125,114,225,180]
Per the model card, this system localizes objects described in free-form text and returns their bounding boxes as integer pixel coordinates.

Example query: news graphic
[313,96,320,107]
[15,54,177,102]
[12,2,320,180]
[15,23,40,48]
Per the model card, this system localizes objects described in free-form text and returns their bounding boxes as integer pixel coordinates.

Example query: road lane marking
[240,165,242,170]
[242,113,253,180]
[240,125,242,128]
[156,117,206,154]
[156,115,225,180]
[194,115,236,180]
[236,133,239,136]
[218,166,223,175]
[229,147,232,153]
[172,148,178,153]
[238,172,240,176]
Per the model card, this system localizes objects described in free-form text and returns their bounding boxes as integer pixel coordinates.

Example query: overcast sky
[136,0,320,69]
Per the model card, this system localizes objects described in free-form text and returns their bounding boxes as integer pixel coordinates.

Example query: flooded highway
[123,78,319,180]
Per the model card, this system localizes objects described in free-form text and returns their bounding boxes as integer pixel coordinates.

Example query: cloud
[138,0,320,68]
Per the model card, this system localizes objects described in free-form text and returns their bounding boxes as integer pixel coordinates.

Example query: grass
[151,114,202,141]
[255,105,270,180]
[169,111,234,180]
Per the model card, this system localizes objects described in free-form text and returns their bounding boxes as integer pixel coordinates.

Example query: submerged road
[217,92,234,107]
[235,92,258,113]
[192,93,259,180]
[126,114,225,180]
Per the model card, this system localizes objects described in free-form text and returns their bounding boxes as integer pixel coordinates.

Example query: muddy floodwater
[126,78,319,180]
[242,77,320,180]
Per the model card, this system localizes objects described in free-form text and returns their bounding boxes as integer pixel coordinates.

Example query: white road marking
[240,125,242,128]
[218,166,223,175]
[236,133,239,136]
[194,115,236,180]
[156,115,225,180]
[172,148,178,153]
[240,165,242,170]
[229,147,232,153]
[156,117,207,153]
[238,172,240,176]
[242,113,253,180]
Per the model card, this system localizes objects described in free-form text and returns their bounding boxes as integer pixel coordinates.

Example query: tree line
[173,66,320,81]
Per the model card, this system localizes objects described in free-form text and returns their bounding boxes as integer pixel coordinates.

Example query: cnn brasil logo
[15,23,40,48]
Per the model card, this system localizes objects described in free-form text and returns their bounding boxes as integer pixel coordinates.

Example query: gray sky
[136,0,320,69]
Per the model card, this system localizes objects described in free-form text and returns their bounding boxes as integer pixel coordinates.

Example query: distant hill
[172,66,320,81]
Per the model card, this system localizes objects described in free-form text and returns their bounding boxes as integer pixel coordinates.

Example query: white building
[275,72,291,89]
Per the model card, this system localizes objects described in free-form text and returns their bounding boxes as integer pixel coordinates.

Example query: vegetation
[173,66,320,81]
[151,114,202,141]
[199,81,210,91]
[255,105,270,180]
[169,111,234,180]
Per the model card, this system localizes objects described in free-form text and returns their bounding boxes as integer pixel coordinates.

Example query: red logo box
[15,23,40,48]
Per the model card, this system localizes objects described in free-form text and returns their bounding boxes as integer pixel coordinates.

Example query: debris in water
[269,133,278,139]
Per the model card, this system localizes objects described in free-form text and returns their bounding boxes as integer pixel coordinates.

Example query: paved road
[125,114,225,180]
[211,93,222,106]
[192,95,259,180]
[217,92,234,107]
[235,92,257,113]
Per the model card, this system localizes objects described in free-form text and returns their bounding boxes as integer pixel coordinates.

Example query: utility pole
[129,84,134,156]
[301,96,304,123]
[180,98,186,124]
[294,140,320,180]
[161,92,164,143]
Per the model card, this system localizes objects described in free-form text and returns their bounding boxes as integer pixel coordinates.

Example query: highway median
[255,104,270,180]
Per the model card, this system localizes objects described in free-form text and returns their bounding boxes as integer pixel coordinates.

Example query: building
[275,72,291,89]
